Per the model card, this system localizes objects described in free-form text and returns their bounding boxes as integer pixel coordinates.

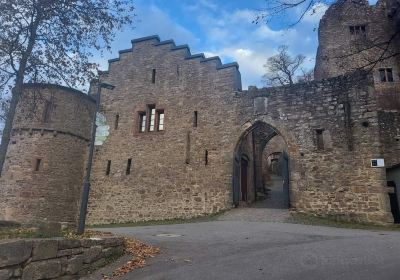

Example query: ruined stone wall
[0,84,95,225]
[237,73,393,223]
[87,36,242,224]
[378,110,400,167]
[315,0,400,85]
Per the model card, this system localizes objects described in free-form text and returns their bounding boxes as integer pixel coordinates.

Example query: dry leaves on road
[103,237,160,279]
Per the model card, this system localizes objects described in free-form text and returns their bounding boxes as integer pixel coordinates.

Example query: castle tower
[0,84,95,225]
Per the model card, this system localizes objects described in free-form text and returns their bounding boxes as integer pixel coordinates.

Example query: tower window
[157,110,164,131]
[42,100,52,123]
[194,111,198,127]
[139,112,146,133]
[126,158,132,175]
[106,160,111,176]
[349,25,366,36]
[205,150,209,165]
[114,114,120,130]
[148,105,156,132]
[379,68,394,82]
[316,129,324,150]
[152,69,156,83]
[34,158,42,171]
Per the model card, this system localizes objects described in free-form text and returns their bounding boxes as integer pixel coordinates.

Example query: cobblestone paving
[218,177,290,223]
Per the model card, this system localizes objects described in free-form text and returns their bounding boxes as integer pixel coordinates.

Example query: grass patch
[88,211,226,228]
[288,213,400,231]
[0,227,57,240]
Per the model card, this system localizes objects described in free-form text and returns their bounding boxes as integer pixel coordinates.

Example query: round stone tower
[0,84,95,225]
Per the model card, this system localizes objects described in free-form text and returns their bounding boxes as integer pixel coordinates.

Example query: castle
[0,0,399,226]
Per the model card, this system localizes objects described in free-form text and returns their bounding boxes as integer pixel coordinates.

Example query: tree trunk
[0,17,40,176]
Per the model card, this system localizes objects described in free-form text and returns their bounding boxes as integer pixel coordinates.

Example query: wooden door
[241,158,248,202]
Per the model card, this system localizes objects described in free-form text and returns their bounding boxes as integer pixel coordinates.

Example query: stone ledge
[0,236,124,280]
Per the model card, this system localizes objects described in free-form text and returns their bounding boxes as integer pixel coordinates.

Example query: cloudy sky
[93,0,331,89]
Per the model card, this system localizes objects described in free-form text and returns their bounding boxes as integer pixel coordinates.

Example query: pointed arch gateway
[233,121,290,208]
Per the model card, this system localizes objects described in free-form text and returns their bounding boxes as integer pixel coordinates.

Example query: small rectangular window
[349,26,354,34]
[139,112,146,132]
[316,129,324,150]
[205,150,208,165]
[194,111,198,127]
[106,160,111,176]
[379,68,387,82]
[148,105,156,132]
[387,68,394,82]
[126,158,132,175]
[152,69,156,83]
[157,110,164,131]
[34,158,42,171]
[114,114,119,130]
[349,25,366,36]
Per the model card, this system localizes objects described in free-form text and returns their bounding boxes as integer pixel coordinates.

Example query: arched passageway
[233,121,290,209]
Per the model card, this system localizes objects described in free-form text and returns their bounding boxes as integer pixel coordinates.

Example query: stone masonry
[1,1,400,225]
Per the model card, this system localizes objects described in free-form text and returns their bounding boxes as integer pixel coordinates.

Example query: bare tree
[255,0,400,73]
[0,0,135,175]
[263,45,305,86]
[298,68,314,83]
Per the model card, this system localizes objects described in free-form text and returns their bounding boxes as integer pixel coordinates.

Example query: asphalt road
[88,221,400,280]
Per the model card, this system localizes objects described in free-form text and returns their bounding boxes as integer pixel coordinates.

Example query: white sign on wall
[371,159,385,168]
[95,113,109,146]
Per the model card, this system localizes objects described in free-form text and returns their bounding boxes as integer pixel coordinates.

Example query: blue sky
[93,0,330,89]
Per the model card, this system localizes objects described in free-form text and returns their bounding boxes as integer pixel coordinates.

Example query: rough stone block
[102,246,124,259]
[58,239,81,250]
[32,239,58,261]
[22,259,62,280]
[0,268,13,280]
[103,237,124,247]
[82,246,102,264]
[66,255,84,275]
[57,247,83,257]
[0,240,32,267]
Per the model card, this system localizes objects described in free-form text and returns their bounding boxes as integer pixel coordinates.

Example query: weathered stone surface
[0,240,32,267]
[102,246,124,259]
[66,255,84,275]
[82,246,102,264]
[32,239,58,261]
[57,247,83,257]
[58,239,82,250]
[103,237,124,247]
[13,267,22,277]
[0,268,13,280]
[22,259,62,280]
[0,84,95,225]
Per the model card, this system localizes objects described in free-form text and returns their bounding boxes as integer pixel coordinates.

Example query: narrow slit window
[139,112,146,132]
[126,158,132,175]
[387,68,394,82]
[194,111,198,127]
[316,129,324,150]
[43,100,51,123]
[106,160,111,176]
[114,114,119,130]
[157,110,164,131]
[34,158,42,171]
[205,150,208,165]
[152,69,156,83]
[149,105,156,132]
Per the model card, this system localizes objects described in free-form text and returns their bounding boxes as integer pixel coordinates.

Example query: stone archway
[232,121,290,209]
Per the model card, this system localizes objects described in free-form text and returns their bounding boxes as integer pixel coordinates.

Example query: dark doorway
[241,158,248,202]
[387,181,400,223]
[233,122,290,209]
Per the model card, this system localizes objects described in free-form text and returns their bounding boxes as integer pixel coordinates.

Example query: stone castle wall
[86,36,243,224]
[0,84,95,225]
[237,73,393,223]
[315,0,399,82]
